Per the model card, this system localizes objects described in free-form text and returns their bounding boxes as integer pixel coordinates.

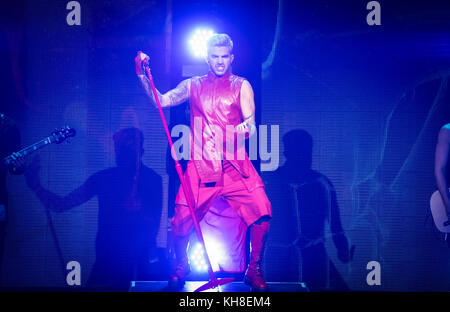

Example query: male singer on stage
[435,123,450,221]
[135,34,272,291]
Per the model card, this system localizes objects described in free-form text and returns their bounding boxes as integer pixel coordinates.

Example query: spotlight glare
[188,28,216,58]
[189,241,225,273]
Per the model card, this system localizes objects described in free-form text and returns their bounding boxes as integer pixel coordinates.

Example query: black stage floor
[129,281,309,292]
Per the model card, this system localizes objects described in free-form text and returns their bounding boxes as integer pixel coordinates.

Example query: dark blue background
[1,0,449,291]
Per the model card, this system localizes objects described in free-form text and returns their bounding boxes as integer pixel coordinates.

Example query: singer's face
[206,46,234,77]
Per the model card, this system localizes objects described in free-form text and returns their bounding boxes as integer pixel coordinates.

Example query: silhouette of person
[25,127,163,290]
[264,129,354,291]
[0,113,26,280]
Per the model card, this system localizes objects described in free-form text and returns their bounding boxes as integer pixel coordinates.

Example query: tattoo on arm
[165,79,190,107]
[139,76,190,108]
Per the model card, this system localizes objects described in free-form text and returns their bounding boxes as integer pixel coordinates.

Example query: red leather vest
[189,71,252,183]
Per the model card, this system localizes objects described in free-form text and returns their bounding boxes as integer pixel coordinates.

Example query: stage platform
[129,281,309,292]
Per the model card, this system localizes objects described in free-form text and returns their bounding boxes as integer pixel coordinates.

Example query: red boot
[169,234,191,288]
[244,221,270,291]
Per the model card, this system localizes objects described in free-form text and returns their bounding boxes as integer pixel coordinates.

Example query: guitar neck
[2,136,53,168]
[17,137,54,156]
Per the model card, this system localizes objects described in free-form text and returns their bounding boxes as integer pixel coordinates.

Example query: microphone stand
[143,63,234,292]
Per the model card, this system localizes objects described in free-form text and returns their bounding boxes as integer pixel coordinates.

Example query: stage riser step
[129,281,309,292]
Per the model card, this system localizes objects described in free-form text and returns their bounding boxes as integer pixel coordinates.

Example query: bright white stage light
[188,28,216,58]
[189,241,224,272]
[190,244,208,272]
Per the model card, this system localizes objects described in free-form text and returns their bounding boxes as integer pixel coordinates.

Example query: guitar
[1,126,76,170]
[1,125,76,278]
[430,188,450,233]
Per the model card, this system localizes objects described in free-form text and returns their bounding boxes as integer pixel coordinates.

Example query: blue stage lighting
[188,28,216,58]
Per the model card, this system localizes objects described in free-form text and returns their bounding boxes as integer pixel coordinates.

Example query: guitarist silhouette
[25,127,164,290]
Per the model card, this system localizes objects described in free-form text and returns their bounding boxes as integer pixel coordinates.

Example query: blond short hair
[206,33,233,54]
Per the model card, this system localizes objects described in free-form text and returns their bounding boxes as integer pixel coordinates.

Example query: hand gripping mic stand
[143,62,234,292]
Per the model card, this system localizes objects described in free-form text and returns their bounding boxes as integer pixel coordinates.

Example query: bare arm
[236,80,256,137]
[138,75,190,108]
[135,52,190,108]
[435,124,450,213]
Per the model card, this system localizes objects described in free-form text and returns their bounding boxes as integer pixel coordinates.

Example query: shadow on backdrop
[263,129,354,291]
[25,127,165,290]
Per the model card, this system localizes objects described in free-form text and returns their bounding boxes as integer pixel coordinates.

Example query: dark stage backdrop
[0,0,449,291]
[261,1,450,291]
[1,0,171,287]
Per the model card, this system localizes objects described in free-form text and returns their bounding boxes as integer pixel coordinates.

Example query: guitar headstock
[51,126,76,144]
